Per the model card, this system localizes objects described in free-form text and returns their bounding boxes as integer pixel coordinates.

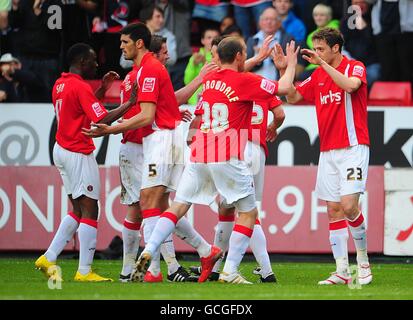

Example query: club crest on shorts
[142,77,156,92]
[87,185,94,192]
[260,79,275,94]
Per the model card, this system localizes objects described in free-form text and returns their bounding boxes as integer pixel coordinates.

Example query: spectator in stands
[0,52,47,102]
[9,0,62,102]
[143,5,177,67]
[272,0,306,43]
[184,27,220,105]
[155,0,192,90]
[246,7,304,80]
[192,0,230,40]
[0,9,13,55]
[368,0,413,86]
[292,0,345,33]
[299,3,340,80]
[222,24,243,37]
[232,0,273,40]
[220,15,236,34]
[341,0,380,89]
[91,0,146,79]
[61,0,99,66]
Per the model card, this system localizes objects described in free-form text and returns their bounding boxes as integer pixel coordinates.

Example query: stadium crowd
[0,0,413,104]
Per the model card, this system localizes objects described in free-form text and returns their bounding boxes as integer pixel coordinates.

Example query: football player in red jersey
[83,23,223,283]
[131,36,298,284]
[189,35,286,283]
[281,28,372,285]
[35,43,136,282]
[117,35,216,283]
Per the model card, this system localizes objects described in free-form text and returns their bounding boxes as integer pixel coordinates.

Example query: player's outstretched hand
[272,43,287,71]
[82,123,110,137]
[257,35,274,61]
[180,109,193,122]
[286,40,300,66]
[266,122,278,142]
[301,48,323,65]
[199,62,219,79]
[102,71,120,90]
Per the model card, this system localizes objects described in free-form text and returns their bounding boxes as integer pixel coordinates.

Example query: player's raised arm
[96,80,137,125]
[272,44,303,104]
[94,71,120,101]
[301,48,362,93]
[244,35,274,72]
[277,41,299,96]
[175,62,219,105]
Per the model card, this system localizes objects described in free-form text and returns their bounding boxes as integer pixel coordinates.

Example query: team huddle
[35,23,372,286]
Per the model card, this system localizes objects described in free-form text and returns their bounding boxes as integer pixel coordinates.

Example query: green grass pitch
[1,258,412,300]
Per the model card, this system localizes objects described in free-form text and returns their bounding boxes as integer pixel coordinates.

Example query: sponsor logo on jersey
[260,79,276,94]
[352,65,364,77]
[142,77,156,92]
[92,102,105,117]
[320,91,342,105]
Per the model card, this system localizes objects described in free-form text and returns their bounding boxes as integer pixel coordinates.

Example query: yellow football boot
[35,255,63,282]
[74,271,113,282]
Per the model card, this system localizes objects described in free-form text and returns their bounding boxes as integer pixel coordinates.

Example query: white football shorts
[175,158,256,212]
[316,144,369,202]
[244,140,266,202]
[53,142,100,200]
[141,128,185,191]
[119,142,143,205]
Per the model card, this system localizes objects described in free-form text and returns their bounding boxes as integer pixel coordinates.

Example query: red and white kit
[297,56,370,202]
[137,52,184,191]
[176,69,279,210]
[52,73,108,200]
[119,65,145,204]
[245,96,282,201]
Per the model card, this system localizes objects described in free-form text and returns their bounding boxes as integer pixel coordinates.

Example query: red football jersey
[120,65,147,144]
[191,69,279,162]
[136,52,181,133]
[52,73,108,154]
[296,56,370,152]
[249,96,282,156]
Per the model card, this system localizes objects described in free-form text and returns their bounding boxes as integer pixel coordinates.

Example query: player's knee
[234,194,256,213]
[341,198,359,219]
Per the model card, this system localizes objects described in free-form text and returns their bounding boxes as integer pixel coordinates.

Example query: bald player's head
[217,36,246,69]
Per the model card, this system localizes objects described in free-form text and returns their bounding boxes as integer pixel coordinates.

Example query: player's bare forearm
[272,106,285,128]
[320,60,361,93]
[94,86,106,101]
[110,103,155,133]
[98,100,133,125]
[244,56,262,72]
[286,86,303,104]
[277,63,295,96]
[187,114,201,145]
[175,75,202,105]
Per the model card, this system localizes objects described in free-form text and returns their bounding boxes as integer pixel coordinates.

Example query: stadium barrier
[0,104,412,255]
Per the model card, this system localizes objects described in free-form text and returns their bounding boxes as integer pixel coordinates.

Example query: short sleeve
[137,65,160,104]
[194,97,204,116]
[78,84,108,122]
[245,73,279,101]
[296,75,316,103]
[349,61,367,85]
[269,96,282,110]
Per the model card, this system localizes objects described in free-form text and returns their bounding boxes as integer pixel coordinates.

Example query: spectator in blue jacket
[273,0,306,43]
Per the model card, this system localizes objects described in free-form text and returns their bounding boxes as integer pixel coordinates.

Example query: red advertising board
[0,166,384,253]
